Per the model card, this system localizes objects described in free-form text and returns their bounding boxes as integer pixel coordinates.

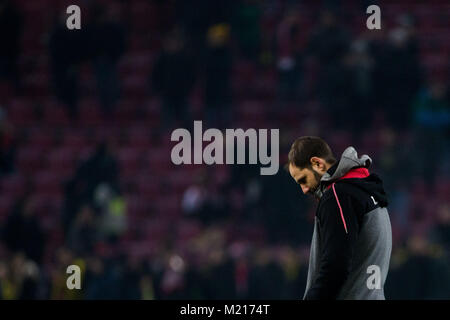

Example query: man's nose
[301,185,309,194]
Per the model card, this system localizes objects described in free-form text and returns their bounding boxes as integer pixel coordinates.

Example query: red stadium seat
[7,99,36,126]
[78,98,104,126]
[126,126,152,151]
[45,147,78,178]
[0,196,15,222]
[42,103,71,126]
[26,127,56,151]
[16,146,45,174]
[0,174,28,199]
[63,129,90,149]
[117,147,142,178]
[32,171,65,196]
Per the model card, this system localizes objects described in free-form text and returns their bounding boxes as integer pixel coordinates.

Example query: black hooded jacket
[304,147,392,300]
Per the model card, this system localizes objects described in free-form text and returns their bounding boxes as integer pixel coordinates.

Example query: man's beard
[307,170,323,198]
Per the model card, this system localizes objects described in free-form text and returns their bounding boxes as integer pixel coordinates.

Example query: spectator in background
[204,23,233,128]
[429,204,450,254]
[203,246,236,299]
[175,0,233,54]
[306,8,350,127]
[411,80,450,184]
[66,205,98,256]
[48,13,87,118]
[372,14,422,129]
[307,8,350,76]
[94,183,127,244]
[84,256,123,299]
[50,247,84,299]
[0,107,16,176]
[139,273,156,300]
[152,28,196,129]
[77,142,119,196]
[247,248,287,299]
[182,174,208,219]
[182,171,228,225]
[83,256,106,299]
[2,197,45,265]
[62,142,119,233]
[276,10,304,102]
[232,0,261,61]
[0,260,7,299]
[412,80,450,129]
[120,256,143,299]
[174,0,209,53]
[387,234,450,299]
[88,4,126,115]
[0,0,23,92]
[0,253,40,299]
[378,126,411,187]
[342,39,376,132]
[276,246,309,299]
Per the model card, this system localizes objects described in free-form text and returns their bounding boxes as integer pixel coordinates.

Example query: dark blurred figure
[50,247,84,299]
[66,205,98,256]
[2,197,45,265]
[139,273,156,300]
[182,171,229,225]
[88,4,126,115]
[411,80,450,183]
[175,0,233,53]
[429,204,450,254]
[84,256,109,299]
[378,127,412,188]
[152,28,196,129]
[307,8,350,127]
[342,39,376,132]
[0,107,16,176]
[386,235,450,299]
[48,13,87,118]
[247,249,287,299]
[203,248,236,299]
[232,0,261,61]
[204,23,232,128]
[372,15,422,129]
[95,183,127,244]
[86,257,122,299]
[174,0,209,52]
[0,253,41,299]
[276,10,304,102]
[120,256,143,299]
[0,0,23,91]
[63,142,119,233]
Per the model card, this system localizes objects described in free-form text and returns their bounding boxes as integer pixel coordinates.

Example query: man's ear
[310,157,325,170]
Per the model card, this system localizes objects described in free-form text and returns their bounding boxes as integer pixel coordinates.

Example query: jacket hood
[322,146,372,184]
[314,147,388,207]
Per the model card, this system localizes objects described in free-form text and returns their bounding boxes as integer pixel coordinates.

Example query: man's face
[288,163,324,197]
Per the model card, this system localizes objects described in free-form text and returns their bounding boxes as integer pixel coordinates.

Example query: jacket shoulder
[318,181,379,219]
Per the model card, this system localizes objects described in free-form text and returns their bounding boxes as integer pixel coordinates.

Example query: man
[286,136,392,299]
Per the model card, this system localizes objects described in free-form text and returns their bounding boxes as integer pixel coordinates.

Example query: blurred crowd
[0,0,449,299]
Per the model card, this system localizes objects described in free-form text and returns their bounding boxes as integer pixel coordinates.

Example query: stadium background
[0,0,449,299]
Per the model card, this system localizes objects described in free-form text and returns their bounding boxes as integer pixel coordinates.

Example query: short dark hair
[285,136,336,170]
